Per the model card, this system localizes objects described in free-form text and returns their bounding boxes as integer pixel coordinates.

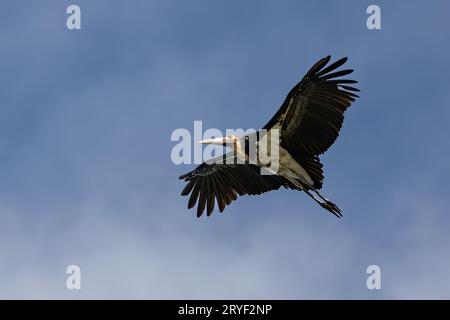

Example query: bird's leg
[304,189,342,218]
[313,190,328,202]
[313,190,342,218]
[303,189,323,206]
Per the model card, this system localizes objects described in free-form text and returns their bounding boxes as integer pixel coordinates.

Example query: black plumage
[179,56,359,217]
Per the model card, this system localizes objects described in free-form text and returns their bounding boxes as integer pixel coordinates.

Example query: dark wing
[295,155,324,190]
[179,154,298,217]
[263,56,359,156]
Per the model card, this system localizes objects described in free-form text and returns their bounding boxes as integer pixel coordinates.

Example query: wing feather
[179,154,299,216]
[264,56,359,156]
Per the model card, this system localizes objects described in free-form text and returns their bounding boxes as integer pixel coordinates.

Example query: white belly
[278,147,314,187]
[256,132,314,187]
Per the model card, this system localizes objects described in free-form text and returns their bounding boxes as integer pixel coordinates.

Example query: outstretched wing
[179,153,298,217]
[264,56,359,156]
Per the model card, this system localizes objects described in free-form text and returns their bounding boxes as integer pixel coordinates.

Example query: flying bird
[179,56,359,217]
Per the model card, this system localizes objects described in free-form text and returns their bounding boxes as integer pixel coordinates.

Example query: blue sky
[1,0,450,299]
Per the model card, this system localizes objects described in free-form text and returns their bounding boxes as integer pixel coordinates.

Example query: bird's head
[198,134,257,160]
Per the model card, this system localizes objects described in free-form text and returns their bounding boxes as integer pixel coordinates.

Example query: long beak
[197,137,225,145]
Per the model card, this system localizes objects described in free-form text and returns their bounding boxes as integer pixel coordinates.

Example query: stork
[179,56,359,218]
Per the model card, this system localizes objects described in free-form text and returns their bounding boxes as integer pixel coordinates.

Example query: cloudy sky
[1,0,450,299]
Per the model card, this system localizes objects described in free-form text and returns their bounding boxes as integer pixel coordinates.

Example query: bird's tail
[304,189,342,218]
